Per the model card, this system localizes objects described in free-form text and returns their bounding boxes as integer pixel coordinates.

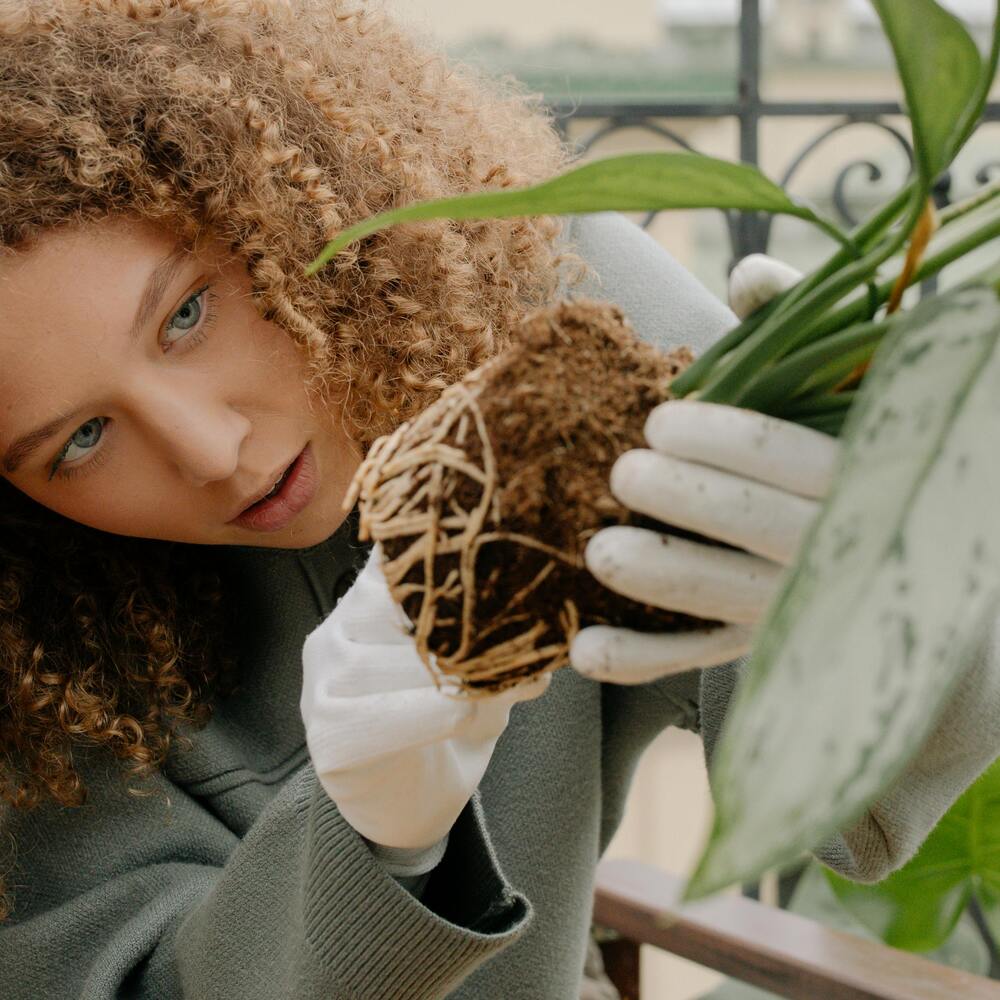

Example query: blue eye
[49,417,107,480]
[47,284,217,483]
[172,295,201,330]
[162,285,211,348]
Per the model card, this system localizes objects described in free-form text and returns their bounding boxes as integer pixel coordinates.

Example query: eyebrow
[1,243,191,476]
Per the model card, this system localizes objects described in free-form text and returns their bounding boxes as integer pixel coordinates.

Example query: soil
[351,298,722,693]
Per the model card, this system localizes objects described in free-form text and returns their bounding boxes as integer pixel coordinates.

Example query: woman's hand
[301,547,549,851]
[569,401,841,683]
[570,254,841,684]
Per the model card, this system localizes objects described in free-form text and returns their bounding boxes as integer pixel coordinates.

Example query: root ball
[348,299,721,694]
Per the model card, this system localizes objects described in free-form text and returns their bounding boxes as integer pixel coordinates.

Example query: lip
[233,454,301,518]
[228,444,317,532]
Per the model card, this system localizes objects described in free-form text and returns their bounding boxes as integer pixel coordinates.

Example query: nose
[128,378,252,487]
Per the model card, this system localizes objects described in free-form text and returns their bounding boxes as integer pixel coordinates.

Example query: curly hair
[0,0,581,918]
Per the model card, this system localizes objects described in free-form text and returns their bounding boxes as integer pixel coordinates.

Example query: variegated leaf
[688,282,1000,898]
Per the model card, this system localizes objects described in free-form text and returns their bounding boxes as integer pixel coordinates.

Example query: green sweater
[3,213,999,1000]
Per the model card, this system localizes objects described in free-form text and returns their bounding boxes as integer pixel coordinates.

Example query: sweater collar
[218,506,369,619]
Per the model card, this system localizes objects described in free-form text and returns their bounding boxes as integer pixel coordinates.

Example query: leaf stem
[693,190,925,404]
[762,183,916,324]
[886,200,938,315]
[792,205,1000,344]
[781,390,857,418]
[830,199,939,393]
[938,177,1000,228]
[732,320,885,411]
[669,295,780,396]
[795,410,849,436]
[672,182,916,396]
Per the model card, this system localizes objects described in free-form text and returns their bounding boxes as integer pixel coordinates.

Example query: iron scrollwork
[549,0,999,272]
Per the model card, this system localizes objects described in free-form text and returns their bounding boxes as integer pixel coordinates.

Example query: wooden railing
[593,859,1000,1000]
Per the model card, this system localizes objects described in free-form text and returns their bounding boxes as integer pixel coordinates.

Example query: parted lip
[228,449,301,522]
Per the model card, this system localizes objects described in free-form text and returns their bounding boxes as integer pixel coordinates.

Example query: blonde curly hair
[0,0,580,918]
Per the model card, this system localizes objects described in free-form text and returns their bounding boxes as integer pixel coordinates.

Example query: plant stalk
[732,320,885,411]
[792,206,1000,344]
[781,390,857,417]
[670,182,917,396]
[886,200,938,315]
[938,177,1000,227]
[691,190,926,404]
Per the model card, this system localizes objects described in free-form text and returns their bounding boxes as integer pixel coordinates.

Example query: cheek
[28,479,172,539]
[243,317,314,397]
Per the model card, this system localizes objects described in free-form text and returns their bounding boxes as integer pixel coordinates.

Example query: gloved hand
[569,254,842,684]
[301,546,550,851]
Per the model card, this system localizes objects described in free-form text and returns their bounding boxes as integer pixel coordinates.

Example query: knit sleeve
[699,612,1000,882]
[0,751,530,1000]
[559,210,736,358]
[555,210,736,848]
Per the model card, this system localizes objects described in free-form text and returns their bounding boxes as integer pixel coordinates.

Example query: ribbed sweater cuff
[299,769,530,999]
[364,834,449,878]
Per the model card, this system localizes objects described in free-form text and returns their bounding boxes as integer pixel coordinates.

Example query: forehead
[0,216,183,293]
[0,217,194,425]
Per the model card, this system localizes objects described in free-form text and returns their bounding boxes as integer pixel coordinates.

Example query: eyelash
[48,285,219,482]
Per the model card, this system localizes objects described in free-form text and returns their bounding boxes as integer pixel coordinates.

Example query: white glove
[301,546,550,852]
[727,252,803,322]
[569,255,841,684]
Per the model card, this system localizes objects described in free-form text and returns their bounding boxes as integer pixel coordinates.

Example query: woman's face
[0,216,362,548]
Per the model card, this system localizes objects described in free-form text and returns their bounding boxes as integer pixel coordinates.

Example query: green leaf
[304,152,842,275]
[953,5,1000,162]
[871,0,984,185]
[826,758,1000,953]
[686,280,1000,899]
[975,873,1000,946]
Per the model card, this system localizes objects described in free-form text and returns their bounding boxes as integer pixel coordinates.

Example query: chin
[242,508,352,549]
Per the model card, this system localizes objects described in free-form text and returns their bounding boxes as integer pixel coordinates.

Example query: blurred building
[658,0,995,67]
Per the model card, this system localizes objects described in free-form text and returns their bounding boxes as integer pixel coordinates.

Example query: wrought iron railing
[549,0,999,276]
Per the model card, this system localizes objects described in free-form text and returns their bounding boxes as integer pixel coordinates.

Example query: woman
[1,2,997,998]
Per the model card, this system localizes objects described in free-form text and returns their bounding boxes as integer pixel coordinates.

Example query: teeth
[247,463,292,511]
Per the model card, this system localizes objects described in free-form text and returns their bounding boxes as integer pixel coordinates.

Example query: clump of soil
[348,298,720,694]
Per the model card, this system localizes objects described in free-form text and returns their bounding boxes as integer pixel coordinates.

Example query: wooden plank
[597,937,641,1000]
[593,860,1000,1000]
